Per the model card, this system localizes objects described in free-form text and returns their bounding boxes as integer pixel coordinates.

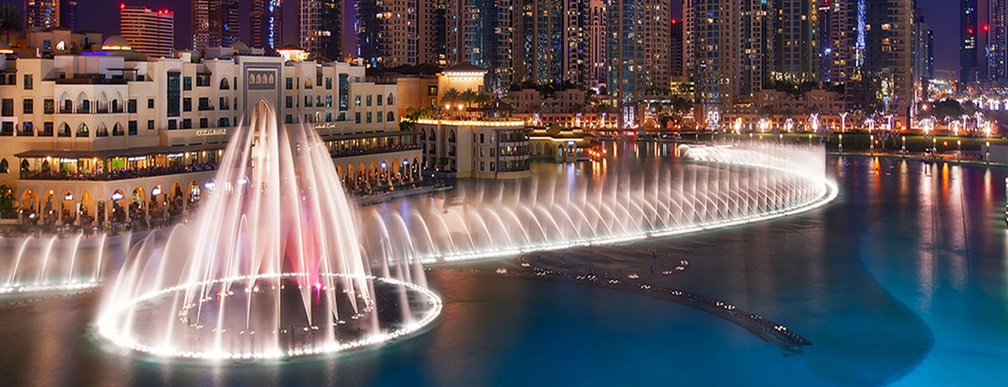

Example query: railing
[20,163,219,181]
[329,144,422,158]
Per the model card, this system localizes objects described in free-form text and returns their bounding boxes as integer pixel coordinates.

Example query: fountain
[96,100,441,360]
[0,233,118,293]
[358,142,836,264]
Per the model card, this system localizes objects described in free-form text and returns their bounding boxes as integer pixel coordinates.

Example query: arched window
[220,78,230,90]
[0,159,8,173]
[388,94,394,105]
[387,111,395,122]
[76,123,89,137]
[59,123,71,137]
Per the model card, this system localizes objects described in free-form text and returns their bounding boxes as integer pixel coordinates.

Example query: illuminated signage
[196,128,228,136]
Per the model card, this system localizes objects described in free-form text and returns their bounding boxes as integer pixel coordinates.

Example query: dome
[230,41,249,51]
[101,36,131,51]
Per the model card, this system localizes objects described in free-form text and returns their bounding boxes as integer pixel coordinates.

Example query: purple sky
[2,0,957,73]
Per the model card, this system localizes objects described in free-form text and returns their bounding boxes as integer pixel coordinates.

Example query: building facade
[300,0,342,60]
[772,0,818,83]
[989,0,1008,84]
[250,0,283,50]
[0,45,416,227]
[607,0,671,127]
[417,119,530,179]
[24,0,60,29]
[445,0,513,92]
[120,6,175,59]
[963,0,979,83]
[192,0,240,51]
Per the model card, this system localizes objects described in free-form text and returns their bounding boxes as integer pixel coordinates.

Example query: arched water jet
[97,100,441,360]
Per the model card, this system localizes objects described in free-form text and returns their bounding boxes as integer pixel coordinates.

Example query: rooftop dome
[101,36,131,51]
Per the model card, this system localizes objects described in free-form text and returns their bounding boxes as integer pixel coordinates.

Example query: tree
[441,88,461,107]
[0,5,22,45]
[0,184,15,219]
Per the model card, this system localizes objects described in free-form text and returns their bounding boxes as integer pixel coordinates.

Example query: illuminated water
[0,143,1006,385]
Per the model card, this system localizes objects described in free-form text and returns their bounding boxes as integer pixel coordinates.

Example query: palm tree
[441,88,461,107]
[0,5,22,45]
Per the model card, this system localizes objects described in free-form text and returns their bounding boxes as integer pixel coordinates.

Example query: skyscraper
[24,0,60,29]
[120,5,175,58]
[913,15,933,101]
[192,0,241,50]
[818,0,832,83]
[588,0,606,88]
[682,0,694,81]
[446,0,513,92]
[771,0,818,83]
[59,0,77,31]
[989,0,1008,83]
[962,0,979,83]
[690,0,772,118]
[865,0,913,112]
[250,0,283,50]
[356,0,441,67]
[513,0,564,85]
[301,0,342,60]
[671,18,683,78]
[607,0,671,127]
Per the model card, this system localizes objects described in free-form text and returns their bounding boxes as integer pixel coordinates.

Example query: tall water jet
[96,100,441,360]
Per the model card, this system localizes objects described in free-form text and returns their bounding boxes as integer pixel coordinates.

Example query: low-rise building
[416,118,530,179]
[0,39,418,228]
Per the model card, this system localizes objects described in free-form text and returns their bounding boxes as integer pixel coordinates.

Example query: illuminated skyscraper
[607,0,671,126]
[446,0,513,92]
[192,0,240,50]
[251,0,283,49]
[120,5,175,58]
[356,0,442,67]
[588,0,606,87]
[989,0,1008,83]
[24,0,60,29]
[301,0,342,60]
[689,0,771,117]
[962,0,979,83]
[771,0,818,83]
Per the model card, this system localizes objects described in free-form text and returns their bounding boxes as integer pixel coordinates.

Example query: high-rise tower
[120,5,175,58]
[192,0,240,50]
[251,0,283,49]
[24,0,59,29]
[962,0,979,83]
[300,0,342,60]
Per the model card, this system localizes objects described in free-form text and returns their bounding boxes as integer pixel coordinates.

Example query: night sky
[1,0,958,74]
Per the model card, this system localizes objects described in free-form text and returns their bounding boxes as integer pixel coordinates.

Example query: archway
[76,123,89,137]
[61,190,75,224]
[0,158,8,173]
[188,181,201,204]
[149,184,166,222]
[110,189,127,223]
[79,190,94,226]
[20,189,38,223]
[130,186,146,223]
[42,190,55,224]
[169,183,183,218]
